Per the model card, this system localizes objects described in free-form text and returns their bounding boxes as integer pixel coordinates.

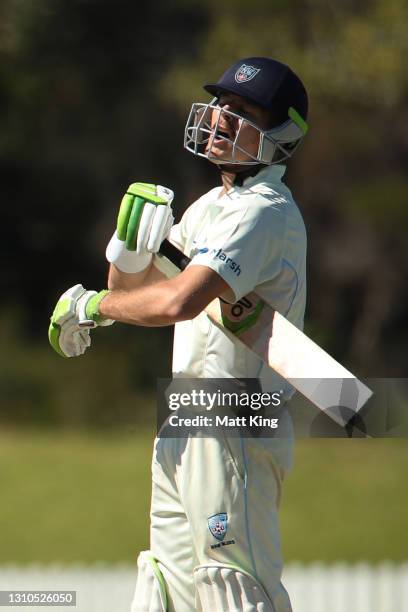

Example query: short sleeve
[169,221,185,251]
[188,200,286,302]
[169,187,222,252]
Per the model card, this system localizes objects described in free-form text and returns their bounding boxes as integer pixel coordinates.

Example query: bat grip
[158,239,191,271]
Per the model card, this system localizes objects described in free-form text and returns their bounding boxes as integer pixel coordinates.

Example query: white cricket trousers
[134,424,293,611]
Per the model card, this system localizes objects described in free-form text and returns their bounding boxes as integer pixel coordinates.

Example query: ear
[258,107,308,163]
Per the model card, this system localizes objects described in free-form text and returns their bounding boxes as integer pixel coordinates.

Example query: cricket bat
[154,240,373,426]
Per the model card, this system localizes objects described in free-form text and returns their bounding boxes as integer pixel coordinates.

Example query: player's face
[205,93,271,163]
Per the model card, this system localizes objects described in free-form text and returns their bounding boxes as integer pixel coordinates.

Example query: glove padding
[106,182,174,273]
[48,284,113,358]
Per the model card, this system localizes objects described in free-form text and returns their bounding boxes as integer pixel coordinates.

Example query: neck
[219,169,236,195]
[218,164,265,195]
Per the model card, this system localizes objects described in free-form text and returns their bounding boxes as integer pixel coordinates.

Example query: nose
[210,106,222,127]
[220,103,239,118]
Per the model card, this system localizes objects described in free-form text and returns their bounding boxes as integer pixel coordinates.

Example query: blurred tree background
[0,0,407,427]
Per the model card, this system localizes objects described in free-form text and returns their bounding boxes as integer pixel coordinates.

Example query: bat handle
[158,239,191,271]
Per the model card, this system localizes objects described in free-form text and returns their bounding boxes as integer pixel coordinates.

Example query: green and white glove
[106,182,174,273]
[48,284,113,358]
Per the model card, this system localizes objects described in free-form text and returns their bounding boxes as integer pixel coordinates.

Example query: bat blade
[155,240,373,423]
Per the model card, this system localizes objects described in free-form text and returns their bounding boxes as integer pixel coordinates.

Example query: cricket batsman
[49,57,309,611]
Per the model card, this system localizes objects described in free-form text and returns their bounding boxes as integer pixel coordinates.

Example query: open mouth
[216,129,230,138]
[213,128,233,145]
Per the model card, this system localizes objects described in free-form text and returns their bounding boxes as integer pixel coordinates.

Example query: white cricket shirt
[169,164,307,393]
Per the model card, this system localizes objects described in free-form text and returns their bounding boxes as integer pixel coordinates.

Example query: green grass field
[0,428,407,564]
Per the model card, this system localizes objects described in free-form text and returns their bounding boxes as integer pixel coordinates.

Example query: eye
[234,107,252,120]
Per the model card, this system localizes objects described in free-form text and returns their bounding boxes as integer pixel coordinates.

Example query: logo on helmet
[235,64,261,84]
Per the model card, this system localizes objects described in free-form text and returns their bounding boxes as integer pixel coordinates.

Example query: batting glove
[48,284,113,358]
[106,182,174,273]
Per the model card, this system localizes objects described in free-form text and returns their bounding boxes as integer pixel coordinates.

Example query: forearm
[100,265,228,327]
[50,265,229,359]
[107,259,165,291]
[99,279,186,327]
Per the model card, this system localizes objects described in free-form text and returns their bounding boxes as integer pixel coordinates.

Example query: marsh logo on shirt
[190,243,209,258]
[214,248,242,276]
